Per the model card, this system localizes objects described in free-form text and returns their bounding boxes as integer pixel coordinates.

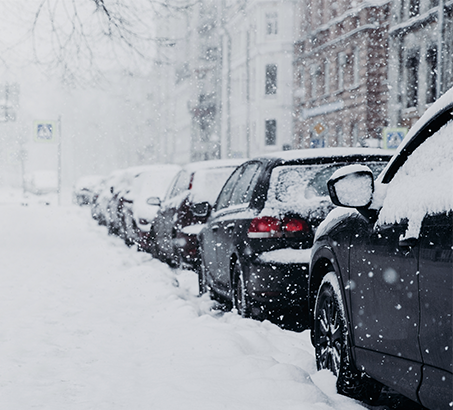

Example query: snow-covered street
[0,197,368,410]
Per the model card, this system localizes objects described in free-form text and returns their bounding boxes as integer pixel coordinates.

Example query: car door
[154,170,190,257]
[202,166,243,288]
[348,107,453,404]
[348,217,422,403]
[214,162,262,294]
[417,211,453,409]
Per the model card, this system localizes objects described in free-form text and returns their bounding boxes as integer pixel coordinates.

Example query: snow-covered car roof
[74,175,104,191]
[182,158,246,173]
[258,147,393,162]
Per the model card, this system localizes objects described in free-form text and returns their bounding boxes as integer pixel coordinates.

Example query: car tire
[314,272,382,404]
[233,260,252,318]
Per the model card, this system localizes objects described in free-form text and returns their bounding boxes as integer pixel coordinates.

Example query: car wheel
[233,260,251,318]
[314,272,382,404]
[123,219,135,247]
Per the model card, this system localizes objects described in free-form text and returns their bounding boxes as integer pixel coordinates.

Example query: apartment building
[293,0,391,149]
[387,0,453,129]
[220,0,299,158]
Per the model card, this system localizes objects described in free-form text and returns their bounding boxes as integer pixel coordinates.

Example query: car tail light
[248,216,309,238]
[281,217,309,233]
[188,173,195,190]
[248,216,281,238]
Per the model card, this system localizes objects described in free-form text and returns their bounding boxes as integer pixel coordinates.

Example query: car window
[378,118,453,239]
[215,166,243,211]
[191,166,239,204]
[228,162,261,207]
[167,171,189,199]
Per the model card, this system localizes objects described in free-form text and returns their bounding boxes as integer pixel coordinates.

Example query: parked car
[308,88,453,408]
[197,148,392,322]
[91,169,127,226]
[73,174,103,206]
[121,164,181,250]
[106,166,159,237]
[149,159,246,268]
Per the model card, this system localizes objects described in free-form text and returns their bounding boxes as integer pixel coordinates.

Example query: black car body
[309,88,453,408]
[198,148,392,321]
[150,159,245,268]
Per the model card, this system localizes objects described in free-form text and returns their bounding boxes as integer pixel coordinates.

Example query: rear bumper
[244,256,309,312]
[174,231,200,268]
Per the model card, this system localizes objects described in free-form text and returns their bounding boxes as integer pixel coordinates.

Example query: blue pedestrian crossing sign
[34,120,57,143]
[382,127,407,150]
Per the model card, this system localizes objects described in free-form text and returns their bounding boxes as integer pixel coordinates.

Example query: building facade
[387,0,453,129]
[293,0,452,150]
[293,0,391,149]
[220,0,300,158]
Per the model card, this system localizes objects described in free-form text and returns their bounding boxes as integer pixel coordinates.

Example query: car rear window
[267,162,387,213]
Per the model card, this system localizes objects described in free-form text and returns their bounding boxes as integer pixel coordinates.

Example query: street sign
[382,127,408,150]
[313,122,326,135]
[34,120,57,143]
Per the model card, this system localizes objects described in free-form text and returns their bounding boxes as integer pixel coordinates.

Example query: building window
[265,64,277,95]
[336,125,345,147]
[406,50,419,108]
[337,52,347,91]
[265,119,277,145]
[409,0,420,17]
[324,59,330,95]
[265,12,278,36]
[310,64,321,98]
[297,66,305,102]
[353,47,360,87]
[426,46,438,104]
[351,122,359,146]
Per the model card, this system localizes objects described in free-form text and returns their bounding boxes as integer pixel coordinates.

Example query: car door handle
[226,222,235,231]
[211,225,219,232]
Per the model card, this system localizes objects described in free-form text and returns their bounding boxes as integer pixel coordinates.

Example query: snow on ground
[0,190,367,410]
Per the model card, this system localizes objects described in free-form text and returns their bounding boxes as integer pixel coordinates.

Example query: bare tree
[0,0,196,86]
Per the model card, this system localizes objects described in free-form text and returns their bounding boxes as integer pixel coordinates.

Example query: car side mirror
[146,196,161,206]
[191,201,211,217]
[327,165,374,208]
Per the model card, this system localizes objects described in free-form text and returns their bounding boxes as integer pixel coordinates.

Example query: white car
[121,164,181,250]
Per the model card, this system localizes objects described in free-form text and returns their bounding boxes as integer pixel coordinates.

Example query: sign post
[33,119,62,205]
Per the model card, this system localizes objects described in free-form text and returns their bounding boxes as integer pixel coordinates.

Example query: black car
[309,88,453,409]
[198,148,392,322]
[149,159,245,269]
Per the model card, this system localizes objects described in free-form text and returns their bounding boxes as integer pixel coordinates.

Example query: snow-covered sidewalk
[0,200,366,410]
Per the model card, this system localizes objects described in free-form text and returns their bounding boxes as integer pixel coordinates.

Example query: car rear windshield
[191,166,238,204]
[267,162,387,213]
